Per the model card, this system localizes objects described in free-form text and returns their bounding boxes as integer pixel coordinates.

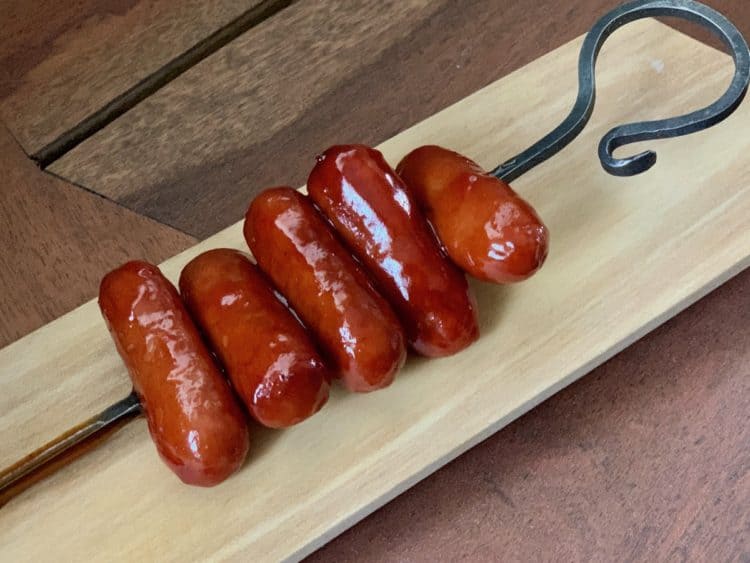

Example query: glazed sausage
[179,249,330,428]
[396,145,549,284]
[98,261,249,486]
[307,145,479,357]
[244,187,406,392]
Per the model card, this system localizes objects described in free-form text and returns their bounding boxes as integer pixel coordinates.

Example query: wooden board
[0,0,266,154]
[1,20,748,561]
[0,125,196,347]
[310,270,750,561]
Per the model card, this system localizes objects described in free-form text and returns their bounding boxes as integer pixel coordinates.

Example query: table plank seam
[40,168,196,239]
[30,0,298,170]
[1,119,198,243]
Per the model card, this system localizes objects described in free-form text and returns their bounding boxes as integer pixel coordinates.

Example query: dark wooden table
[2,1,748,560]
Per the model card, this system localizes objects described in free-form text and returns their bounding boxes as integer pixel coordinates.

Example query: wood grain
[1,21,748,561]
[47,0,750,239]
[0,125,195,347]
[0,0,263,154]
[47,0,622,237]
[310,268,750,562]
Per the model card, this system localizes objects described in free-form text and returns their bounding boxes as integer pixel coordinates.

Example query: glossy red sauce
[244,187,406,392]
[308,144,479,357]
[397,145,549,284]
[99,261,249,486]
[180,249,330,428]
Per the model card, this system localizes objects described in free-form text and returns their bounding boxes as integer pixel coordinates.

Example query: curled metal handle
[491,0,750,181]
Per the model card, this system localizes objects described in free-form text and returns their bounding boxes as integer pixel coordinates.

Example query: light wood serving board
[1,20,748,562]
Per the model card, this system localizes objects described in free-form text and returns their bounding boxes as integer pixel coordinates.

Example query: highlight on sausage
[98,261,250,486]
[179,249,330,428]
[396,145,549,284]
[244,187,407,392]
[307,144,479,357]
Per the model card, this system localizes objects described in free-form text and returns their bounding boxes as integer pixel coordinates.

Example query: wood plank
[1,21,747,560]
[46,0,750,239]
[0,0,266,154]
[0,125,196,347]
[310,268,750,562]
[46,0,622,237]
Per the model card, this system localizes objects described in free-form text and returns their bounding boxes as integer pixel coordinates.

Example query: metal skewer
[1,0,748,507]
[0,392,141,506]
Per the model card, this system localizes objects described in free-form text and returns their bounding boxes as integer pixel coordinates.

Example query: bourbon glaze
[180,249,330,428]
[308,145,480,357]
[397,145,549,284]
[244,188,406,392]
[99,261,249,486]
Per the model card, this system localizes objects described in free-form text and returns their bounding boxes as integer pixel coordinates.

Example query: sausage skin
[396,145,549,284]
[244,187,406,392]
[308,145,479,357]
[179,249,330,428]
[99,260,249,486]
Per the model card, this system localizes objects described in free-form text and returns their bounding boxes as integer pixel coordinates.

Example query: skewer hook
[491,0,750,181]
